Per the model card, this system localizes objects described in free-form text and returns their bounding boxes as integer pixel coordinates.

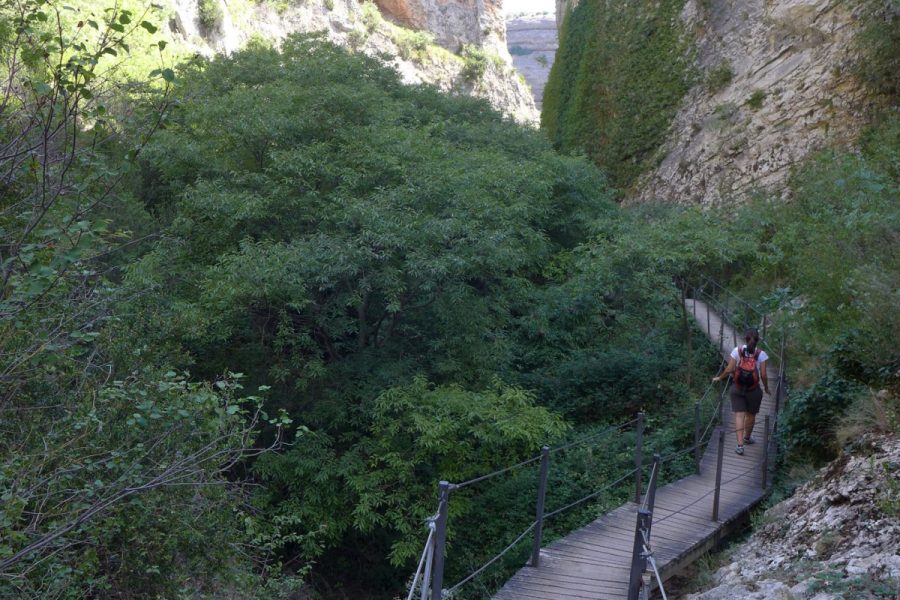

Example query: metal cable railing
[408,287,785,599]
[544,467,640,520]
[444,521,536,596]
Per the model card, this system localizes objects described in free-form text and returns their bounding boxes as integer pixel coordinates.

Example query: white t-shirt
[731,345,768,363]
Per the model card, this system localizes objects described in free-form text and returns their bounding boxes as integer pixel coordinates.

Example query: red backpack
[734,347,761,389]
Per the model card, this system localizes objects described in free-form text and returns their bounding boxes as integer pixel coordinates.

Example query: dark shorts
[731,385,763,414]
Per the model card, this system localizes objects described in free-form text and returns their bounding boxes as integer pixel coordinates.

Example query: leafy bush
[782,369,867,464]
[746,88,766,109]
[705,60,734,93]
[361,0,381,32]
[854,0,900,100]
[198,0,224,31]
[393,27,433,62]
[460,43,489,80]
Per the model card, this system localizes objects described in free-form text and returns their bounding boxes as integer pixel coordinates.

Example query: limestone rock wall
[634,0,874,206]
[166,0,537,124]
[375,0,508,57]
[506,14,557,109]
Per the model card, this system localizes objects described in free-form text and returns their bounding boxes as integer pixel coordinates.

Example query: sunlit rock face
[166,0,537,125]
[506,14,557,109]
[375,0,509,56]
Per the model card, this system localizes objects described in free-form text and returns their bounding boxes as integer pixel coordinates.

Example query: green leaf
[160,68,175,82]
[140,20,158,33]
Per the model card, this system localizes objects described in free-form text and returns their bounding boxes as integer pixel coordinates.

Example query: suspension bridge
[405,282,786,599]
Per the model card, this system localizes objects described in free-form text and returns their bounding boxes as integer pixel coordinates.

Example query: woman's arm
[713,356,736,383]
[760,360,769,394]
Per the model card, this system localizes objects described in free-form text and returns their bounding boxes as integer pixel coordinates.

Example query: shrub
[393,28,433,62]
[361,0,382,33]
[705,60,734,93]
[782,369,866,465]
[854,1,900,100]
[198,0,224,31]
[460,44,489,80]
[746,89,766,110]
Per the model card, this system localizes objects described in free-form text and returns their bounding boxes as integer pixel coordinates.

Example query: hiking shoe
[744,436,756,445]
[735,445,744,455]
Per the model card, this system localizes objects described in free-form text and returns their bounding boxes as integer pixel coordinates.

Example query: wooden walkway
[493,299,776,599]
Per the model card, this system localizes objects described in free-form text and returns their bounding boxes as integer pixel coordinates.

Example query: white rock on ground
[684,435,900,600]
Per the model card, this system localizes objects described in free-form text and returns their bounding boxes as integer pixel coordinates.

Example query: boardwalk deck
[493,299,776,599]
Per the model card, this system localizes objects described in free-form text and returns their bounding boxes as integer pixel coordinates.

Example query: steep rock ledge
[167,0,537,124]
[635,0,875,206]
[685,435,900,599]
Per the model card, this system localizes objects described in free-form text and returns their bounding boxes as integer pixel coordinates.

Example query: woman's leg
[734,411,746,445]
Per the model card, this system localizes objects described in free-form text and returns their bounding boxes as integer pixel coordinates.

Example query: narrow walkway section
[493,299,776,599]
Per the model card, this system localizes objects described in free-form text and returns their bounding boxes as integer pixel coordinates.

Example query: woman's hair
[744,327,760,347]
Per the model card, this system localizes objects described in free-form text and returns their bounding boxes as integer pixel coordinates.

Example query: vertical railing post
[712,429,725,521]
[732,307,738,346]
[718,310,725,353]
[706,294,711,337]
[694,401,701,474]
[430,481,450,599]
[762,314,767,340]
[775,370,783,415]
[647,454,661,515]
[718,383,725,426]
[627,509,651,600]
[634,412,644,503]
[531,446,550,568]
[761,415,770,490]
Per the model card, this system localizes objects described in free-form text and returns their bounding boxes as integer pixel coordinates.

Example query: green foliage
[542,0,694,189]
[808,569,899,598]
[360,0,382,32]
[0,2,282,596]
[781,369,867,464]
[460,44,489,80]
[853,0,900,100]
[746,88,766,110]
[705,60,734,93]
[122,35,630,595]
[392,27,433,62]
[198,0,224,31]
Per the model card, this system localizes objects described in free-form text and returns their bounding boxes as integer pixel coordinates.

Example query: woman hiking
[712,327,770,455]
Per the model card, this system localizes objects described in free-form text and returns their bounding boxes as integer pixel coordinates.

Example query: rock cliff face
[634,0,874,206]
[506,14,557,109]
[375,0,507,57]
[166,0,537,124]
[685,434,900,599]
